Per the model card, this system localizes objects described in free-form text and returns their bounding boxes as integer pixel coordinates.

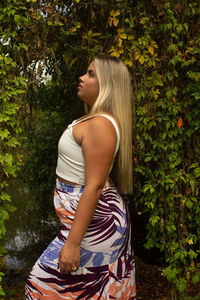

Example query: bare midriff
[57,176,79,186]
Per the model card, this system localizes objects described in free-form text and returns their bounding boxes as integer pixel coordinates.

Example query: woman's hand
[58,241,80,274]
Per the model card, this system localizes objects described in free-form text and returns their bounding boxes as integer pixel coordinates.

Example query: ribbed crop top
[56,114,120,185]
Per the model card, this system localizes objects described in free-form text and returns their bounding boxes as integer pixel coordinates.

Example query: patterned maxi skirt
[25,179,136,299]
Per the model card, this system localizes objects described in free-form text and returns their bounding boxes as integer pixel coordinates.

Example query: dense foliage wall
[0,0,199,298]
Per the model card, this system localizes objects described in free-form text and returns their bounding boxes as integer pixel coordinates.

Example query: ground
[2,256,200,299]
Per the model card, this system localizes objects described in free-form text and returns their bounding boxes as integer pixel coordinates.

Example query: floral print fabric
[25,180,136,299]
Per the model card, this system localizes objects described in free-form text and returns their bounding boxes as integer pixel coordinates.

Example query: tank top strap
[69,115,96,127]
[69,114,120,154]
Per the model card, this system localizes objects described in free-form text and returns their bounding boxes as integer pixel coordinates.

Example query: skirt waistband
[56,178,114,194]
[56,178,85,193]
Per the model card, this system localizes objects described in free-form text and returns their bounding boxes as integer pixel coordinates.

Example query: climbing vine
[0,0,199,298]
[0,0,31,294]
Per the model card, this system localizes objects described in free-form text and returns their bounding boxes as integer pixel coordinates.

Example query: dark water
[3,179,58,269]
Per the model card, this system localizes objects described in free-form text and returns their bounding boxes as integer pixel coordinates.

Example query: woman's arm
[58,116,117,274]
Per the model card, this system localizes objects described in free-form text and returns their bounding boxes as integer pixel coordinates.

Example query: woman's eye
[88,70,94,77]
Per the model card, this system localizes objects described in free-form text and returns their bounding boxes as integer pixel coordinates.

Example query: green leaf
[0,129,10,140]
[5,203,16,212]
[194,167,200,178]
[145,156,152,162]
[168,43,178,53]
[192,274,200,284]
[148,72,163,86]
[176,278,186,293]
[163,266,179,281]
[176,24,183,34]
[0,209,9,220]
[0,192,11,202]
[4,153,13,166]
[0,246,7,254]
[186,199,193,209]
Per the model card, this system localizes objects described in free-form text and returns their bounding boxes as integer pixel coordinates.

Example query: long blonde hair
[90,55,133,194]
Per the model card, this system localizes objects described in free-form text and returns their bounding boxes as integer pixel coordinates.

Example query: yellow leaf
[125,59,133,67]
[109,46,115,51]
[117,28,127,39]
[117,28,124,34]
[75,22,81,29]
[153,89,160,100]
[87,29,93,36]
[108,17,113,27]
[135,53,140,60]
[109,46,123,57]
[92,32,101,37]
[75,0,80,2]
[119,32,127,39]
[148,46,154,55]
[188,239,193,245]
[151,40,158,48]
[140,18,145,25]
[110,51,120,58]
[110,10,120,17]
[110,10,115,16]
[109,46,115,52]
[113,18,119,27]
[139,55,145,64]
[118,37,123,47]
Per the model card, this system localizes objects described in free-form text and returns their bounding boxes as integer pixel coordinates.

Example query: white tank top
[56,114,120,185]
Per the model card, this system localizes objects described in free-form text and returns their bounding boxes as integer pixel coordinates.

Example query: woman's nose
[79,75,84,82]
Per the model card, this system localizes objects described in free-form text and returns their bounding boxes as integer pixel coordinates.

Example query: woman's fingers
[58,255,79,274]
[58,242,80,274]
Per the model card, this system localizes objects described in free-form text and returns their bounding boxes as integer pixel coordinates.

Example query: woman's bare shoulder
[87,115,117,135]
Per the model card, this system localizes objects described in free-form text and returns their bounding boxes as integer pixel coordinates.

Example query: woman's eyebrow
[87,69,95,73]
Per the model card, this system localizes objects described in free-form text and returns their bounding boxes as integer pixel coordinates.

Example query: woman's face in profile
[77,61,99,107]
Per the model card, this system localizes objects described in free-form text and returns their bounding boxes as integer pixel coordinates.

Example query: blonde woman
[25,55,136,299]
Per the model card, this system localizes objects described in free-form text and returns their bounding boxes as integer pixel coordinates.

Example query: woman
[25,55,136,299]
